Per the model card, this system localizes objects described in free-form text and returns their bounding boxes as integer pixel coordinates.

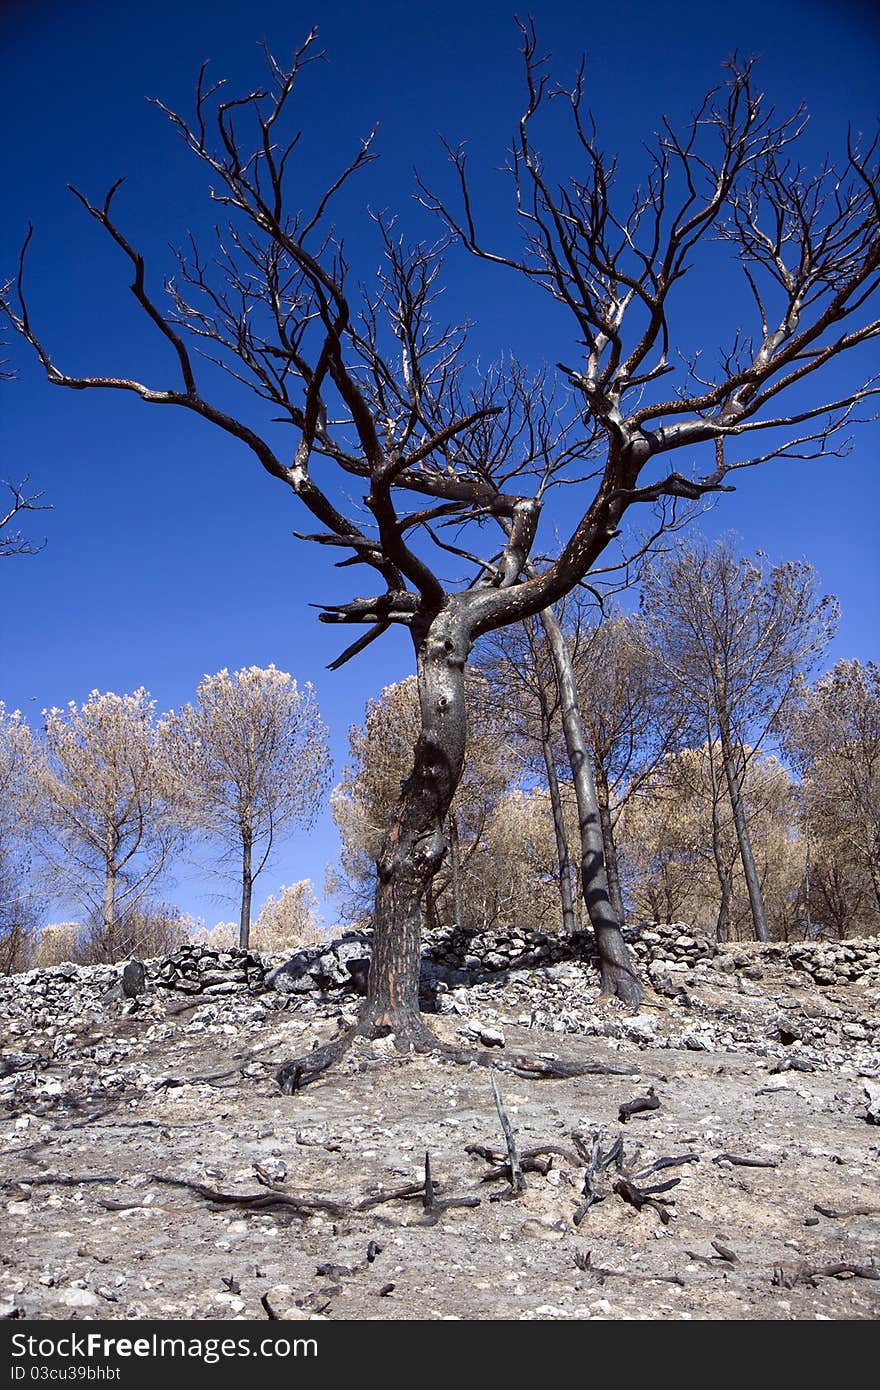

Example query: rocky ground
[1,940,879,1322]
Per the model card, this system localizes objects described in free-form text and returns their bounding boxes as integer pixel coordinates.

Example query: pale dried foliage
[251,880,324,953]
[469,787,582,933]
[620,744,800,939]
[784,660,880,938]
[33,922,81,968]
[191,921,238,950]
[37,690,180,958]
[0,704,40,972]
[162,666,332,938]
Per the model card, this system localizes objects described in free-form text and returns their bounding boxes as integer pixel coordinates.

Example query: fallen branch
[150,1175,347,1217]
[574,1250,685,1287]
[772,1261,880,1288]
[813,1203,880,1220]
[713,1153,778,1169]
[631,1153,700,1181]
[619,1088,660,1123]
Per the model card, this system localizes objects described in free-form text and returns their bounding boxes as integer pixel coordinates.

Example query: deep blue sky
[1,0,878,929]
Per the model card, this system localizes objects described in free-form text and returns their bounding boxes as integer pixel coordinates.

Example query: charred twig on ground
[355,1165,479,1220]
[631,1153,700,1181]
[260,1292,280,1319]
[573,1250,686,1287]
[423,1152,435,1213]
[613,1176,678,1224]
[150,1175,347,1217]
[713,1153,778,1168]
[618,1087,660,1123]
[814,1203,880,1220]
[466,1143,581,1183]
[572,1132,624,1226]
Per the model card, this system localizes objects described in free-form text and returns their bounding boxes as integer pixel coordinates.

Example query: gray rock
[122,960,147,998]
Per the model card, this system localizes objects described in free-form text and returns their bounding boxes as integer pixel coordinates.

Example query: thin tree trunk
[718,714,770,942]
[706,726,733,943]
[366,609,469,1038]
[595,765,625,923]
[239,828,253,951]
[539,607,642,1004]
[802,833,813,940]
[447,810,464,926]
[103,830,117,960]
[541,722,577,937]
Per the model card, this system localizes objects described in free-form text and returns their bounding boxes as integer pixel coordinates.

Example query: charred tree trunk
[539,607,642,1005]
[239,826,253,952]
[540,719,577,937]
[595,764,625,924]
[365,608,470,1040]
[718,713,770,943]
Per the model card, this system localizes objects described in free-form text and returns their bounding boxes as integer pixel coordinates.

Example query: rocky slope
[1,928,878,1321]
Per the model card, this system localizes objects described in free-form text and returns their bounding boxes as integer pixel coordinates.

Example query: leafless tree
[2,28,879,1082]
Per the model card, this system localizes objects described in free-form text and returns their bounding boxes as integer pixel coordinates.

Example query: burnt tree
[3,28,879,1082]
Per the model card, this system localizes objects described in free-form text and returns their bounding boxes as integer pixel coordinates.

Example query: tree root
[275,1016,635,1092]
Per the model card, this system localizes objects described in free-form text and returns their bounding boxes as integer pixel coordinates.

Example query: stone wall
[2,923,877,1010]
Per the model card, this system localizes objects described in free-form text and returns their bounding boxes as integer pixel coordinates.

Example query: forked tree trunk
[538,608,643,1005]
[365,608,469,1038]
[540,722,577,937]
[718,714,770,943]
[239,828,253,951]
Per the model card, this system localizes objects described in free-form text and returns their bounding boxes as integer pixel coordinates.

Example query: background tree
[621,743,799,939]
[475,619,580,937]
[163,665,331,950]
[37,689,180,960]
[3,32,879,1080]
[0,703,40,972]
[251,880,325,953]
[783,660,880,937]
[570,606,684,922]
[640,537,837,940]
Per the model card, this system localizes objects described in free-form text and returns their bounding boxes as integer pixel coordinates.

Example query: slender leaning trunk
[539,608,642,1004]
[366,608,470,1038]
[718,714,770,943]
[541,722,577,937]
[239,827,253,951]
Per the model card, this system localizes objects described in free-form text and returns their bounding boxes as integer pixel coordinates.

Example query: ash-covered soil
[2,953,879,1321]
